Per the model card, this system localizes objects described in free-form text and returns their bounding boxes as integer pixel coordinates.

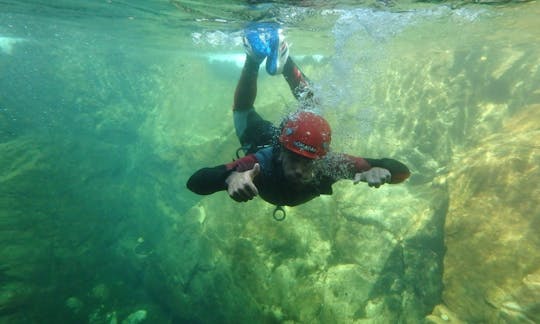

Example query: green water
[1,1,539,323]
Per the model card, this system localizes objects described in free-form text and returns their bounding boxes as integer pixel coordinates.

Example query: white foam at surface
[0,36,26,54]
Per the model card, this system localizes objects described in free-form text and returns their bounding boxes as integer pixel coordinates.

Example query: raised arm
[283,57,314,103]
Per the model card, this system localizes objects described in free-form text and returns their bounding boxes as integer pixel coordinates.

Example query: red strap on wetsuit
[225,154,259,172]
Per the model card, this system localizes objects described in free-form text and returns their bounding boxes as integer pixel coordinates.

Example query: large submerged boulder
[441,104,540,323]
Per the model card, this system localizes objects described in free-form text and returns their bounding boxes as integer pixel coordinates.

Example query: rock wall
[441,104,540,323]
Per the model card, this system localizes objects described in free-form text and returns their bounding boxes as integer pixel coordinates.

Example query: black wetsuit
[186,145,410,207]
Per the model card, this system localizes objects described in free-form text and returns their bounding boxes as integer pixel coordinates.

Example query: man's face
[280,149,315,185]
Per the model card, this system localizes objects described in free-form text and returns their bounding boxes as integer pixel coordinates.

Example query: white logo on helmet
[293,141,316,153]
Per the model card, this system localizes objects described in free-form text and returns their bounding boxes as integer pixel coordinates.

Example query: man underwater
[187,23,410,212]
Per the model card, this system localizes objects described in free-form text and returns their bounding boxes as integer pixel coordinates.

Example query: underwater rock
[425,304,465,323]
[121,310,147,324]
[319,264,371,322]
[142,177,446,323]
[0,282,33,316]
[483,270,540,323]
[442,104,540,322]
[65,296,84,314]
[90,283,110,302]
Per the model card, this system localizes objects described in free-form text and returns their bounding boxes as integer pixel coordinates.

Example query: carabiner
[273,205,286,221]
[235,147,245,159]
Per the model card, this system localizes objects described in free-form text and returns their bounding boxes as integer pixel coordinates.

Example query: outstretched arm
[321,153,410,188]
[362,158,410,184]
[186,154,261,198]
[353,167,392,188]
[187,165,232,195]
[225,163,260,202]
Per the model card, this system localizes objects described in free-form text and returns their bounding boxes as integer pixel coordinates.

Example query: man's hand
[353,167,391,188]
[225,163,261,202]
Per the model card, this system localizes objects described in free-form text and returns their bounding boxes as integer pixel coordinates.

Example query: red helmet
[279,111,332,159]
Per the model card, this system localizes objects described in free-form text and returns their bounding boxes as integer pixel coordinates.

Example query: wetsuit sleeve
[364,158,410,183]
[323,153,410,184]
[186,155,259,195]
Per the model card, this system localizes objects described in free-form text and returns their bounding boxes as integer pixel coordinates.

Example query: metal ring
[273,205,286,221]
[235,147,244,159]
